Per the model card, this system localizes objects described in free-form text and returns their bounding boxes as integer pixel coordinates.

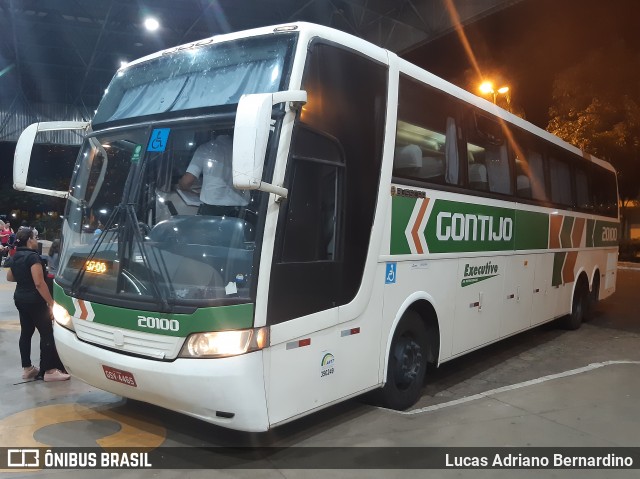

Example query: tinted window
[511,132,547,201]
[592,166,618,217]
[575,166,591,210]
[394,76,461,186]
[282,159,339,262]
[94,34,297,125]
[298,42,387,303]
[549,154,573,206]
[268,43,387,324]
[466,113,512,195]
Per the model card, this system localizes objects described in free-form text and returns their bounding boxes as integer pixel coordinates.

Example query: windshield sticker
[130,144,143,163]
[225,282,238,296]
[147,128,170,152]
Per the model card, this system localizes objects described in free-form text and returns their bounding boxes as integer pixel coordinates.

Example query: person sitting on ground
[6,228,70,382]
[178,133,249,217]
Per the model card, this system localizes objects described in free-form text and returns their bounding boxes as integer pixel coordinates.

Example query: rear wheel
[561,279,588,330]
[378,312,428,410]
[584,275,600,322]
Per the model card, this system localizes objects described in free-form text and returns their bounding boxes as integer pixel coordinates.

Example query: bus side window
[280,127,343,262]
[468,154,488,191]
[466,112,511,195]
[549,155,573,206]
[512,133,547,201]
[575,165,591,211]
[282,161,339,262]
[591,166,618,217]
[394,144,422,178]
[527,149,547,201]
[394,75,461,186]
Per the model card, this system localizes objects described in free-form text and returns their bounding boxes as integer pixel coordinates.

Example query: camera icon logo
[7,449,40,468]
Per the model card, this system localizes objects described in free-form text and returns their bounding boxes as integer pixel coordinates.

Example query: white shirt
[186,135,249,206]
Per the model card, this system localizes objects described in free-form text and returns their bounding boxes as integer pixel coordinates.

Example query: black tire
[561,280,588,330]
[378,311,428,410]
[584,276,600,322]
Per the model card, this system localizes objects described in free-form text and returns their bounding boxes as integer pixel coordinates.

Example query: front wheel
[378,312,428,410]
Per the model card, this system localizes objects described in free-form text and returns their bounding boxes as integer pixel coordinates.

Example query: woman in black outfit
[6,228,70,382]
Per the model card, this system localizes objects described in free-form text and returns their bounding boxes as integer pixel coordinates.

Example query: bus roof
[115,21,614,174]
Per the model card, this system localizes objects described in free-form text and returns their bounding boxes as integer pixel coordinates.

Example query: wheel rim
[392,335,423,390]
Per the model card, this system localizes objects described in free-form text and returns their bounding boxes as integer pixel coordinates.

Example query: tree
[547,39,640,218]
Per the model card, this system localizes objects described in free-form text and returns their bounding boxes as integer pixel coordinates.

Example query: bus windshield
[57,120,266,311]
[93,33,297,126]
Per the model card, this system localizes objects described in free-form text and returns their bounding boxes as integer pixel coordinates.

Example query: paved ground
[0,263,639,478]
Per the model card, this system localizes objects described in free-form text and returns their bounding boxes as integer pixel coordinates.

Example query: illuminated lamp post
[479,81,511,112]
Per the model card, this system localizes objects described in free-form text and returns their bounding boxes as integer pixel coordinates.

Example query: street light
[479,81,495,97]
[144,17,160,31]
[479,81,511,111]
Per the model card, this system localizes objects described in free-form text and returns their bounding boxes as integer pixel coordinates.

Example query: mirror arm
[260,182,289,199]
[272,90,307,111]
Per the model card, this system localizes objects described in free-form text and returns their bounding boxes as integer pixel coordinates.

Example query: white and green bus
[14,22,619,432]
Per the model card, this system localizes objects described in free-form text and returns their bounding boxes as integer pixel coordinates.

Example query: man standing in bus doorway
[178,133,249,217]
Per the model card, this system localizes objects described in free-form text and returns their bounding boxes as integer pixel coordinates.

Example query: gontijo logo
[391,196,517,255]
[436,212,513,242]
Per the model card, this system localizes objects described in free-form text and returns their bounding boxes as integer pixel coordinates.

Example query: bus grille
[72,320,184,360]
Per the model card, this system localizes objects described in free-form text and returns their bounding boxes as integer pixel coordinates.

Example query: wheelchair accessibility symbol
[385,262,397,284]
[147,128,170,152]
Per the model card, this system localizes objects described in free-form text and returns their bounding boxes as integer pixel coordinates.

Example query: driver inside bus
[178,133,249,217]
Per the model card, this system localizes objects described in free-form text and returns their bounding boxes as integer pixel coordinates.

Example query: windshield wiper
[122,204,172,312]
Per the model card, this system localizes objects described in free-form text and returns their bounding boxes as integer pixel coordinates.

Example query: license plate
[102,365,137,387]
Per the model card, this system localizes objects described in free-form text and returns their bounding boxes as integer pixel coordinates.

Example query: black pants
[197,203,244,217]
[15,300,64,372]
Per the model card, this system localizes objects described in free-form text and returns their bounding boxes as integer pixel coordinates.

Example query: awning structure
[0,0,520,142]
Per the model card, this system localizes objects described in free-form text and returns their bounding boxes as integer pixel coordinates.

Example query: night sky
[403,0,640,129]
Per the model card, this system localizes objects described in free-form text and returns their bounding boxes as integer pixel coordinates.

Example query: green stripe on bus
[592,220,620,247]
[54,281,74,313]
[552,252,565,286]
[53,284,254,336]
[514,210,549,250]
[586,219,595,247]
[390,195,415,255]
[560,216,574,248]
[390,193,617,255]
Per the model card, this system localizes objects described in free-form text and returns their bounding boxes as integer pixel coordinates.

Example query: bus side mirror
[233,90,307,199]
[14,121,90,198]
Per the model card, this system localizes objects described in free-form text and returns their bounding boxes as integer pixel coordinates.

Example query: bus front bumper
[54,324,270,432]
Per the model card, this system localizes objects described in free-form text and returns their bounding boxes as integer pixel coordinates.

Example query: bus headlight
[52,302,75,331]
[179,327,269,358]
